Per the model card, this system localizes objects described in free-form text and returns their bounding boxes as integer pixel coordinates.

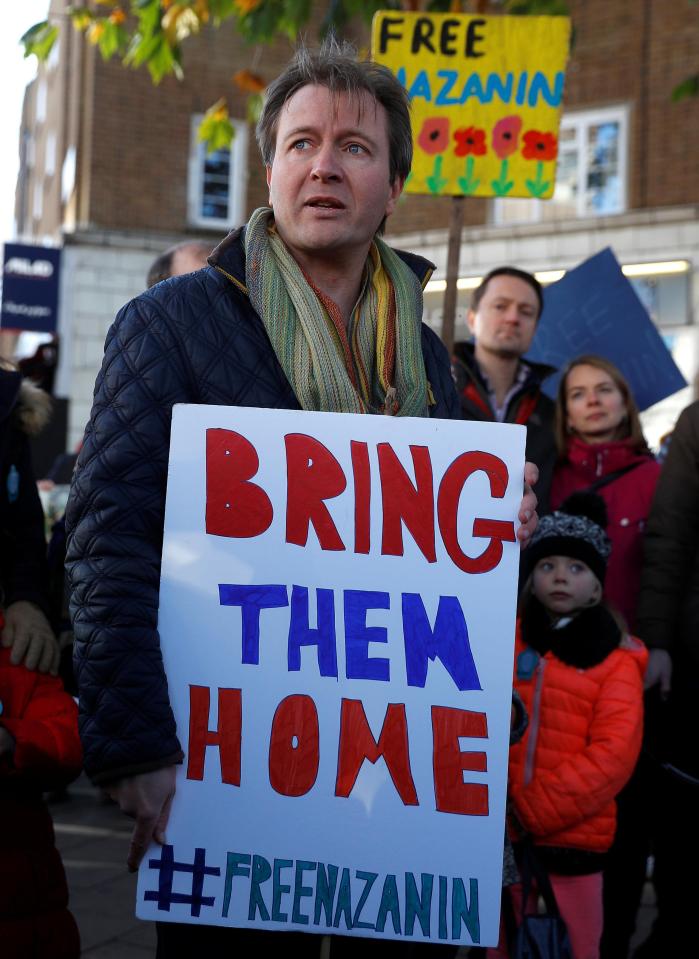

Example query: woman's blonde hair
[554,354,649,458]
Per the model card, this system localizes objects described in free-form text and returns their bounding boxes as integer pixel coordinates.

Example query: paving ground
[51,775,656,957]
[52,776,155,958]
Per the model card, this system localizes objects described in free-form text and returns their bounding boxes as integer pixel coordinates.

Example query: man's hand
[517,461,539,547]
[2,601,60,674]
[106,766,177,872]
[644,648,673,699]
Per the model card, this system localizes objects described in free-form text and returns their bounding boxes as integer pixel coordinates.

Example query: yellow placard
[371,12,571,199]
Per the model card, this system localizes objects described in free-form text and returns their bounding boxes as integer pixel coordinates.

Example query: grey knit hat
[524,492,612,584]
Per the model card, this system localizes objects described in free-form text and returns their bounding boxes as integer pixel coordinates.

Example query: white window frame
[492,104,629,225]
[45,132,56,177]
[47,36,60,72]
[187,115,248,230]
[25,133,36,170]
[36,79,47,124]
[33,179,43,221]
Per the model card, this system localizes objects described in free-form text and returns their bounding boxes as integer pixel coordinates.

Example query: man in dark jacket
[453,267,556,513]
[633,401,699,957]
[0,367,58,675]
[66,41,538,957]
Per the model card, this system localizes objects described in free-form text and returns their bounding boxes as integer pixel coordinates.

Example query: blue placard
[525,248,686,411]
[1,243,61,334]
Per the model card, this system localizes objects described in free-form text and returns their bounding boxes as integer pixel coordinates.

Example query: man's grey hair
[256,38,412,184]
[146,240,212,289]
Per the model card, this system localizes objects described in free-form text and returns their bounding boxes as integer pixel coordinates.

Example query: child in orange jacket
[489,493,646,959]
[0,636,82,958]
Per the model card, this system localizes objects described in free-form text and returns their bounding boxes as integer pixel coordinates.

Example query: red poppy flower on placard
[453,127,487,157]
[417,118,450,155]
[492,116,522,158]
[522,130,558,161]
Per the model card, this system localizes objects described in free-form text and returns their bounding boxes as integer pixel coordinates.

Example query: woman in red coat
[551,355,660,631]
[551,355,659,958]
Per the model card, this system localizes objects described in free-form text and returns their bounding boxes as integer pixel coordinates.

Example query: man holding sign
[66,40,537,955]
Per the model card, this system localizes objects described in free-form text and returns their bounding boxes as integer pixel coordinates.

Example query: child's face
[532,555,601,616]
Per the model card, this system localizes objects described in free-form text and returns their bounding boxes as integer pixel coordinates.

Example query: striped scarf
[244,207,428,417]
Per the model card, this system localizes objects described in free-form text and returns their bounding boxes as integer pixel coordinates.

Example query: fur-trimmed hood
[15,379,52,436]
[0,369,51,436]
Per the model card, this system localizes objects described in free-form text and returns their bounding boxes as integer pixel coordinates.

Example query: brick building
[13,0,699,446]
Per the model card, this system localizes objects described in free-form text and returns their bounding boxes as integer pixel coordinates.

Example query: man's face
[266,84,403,266]
[467,275,540,359]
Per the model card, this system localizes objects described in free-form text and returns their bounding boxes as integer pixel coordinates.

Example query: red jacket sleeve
[1,669,82,789]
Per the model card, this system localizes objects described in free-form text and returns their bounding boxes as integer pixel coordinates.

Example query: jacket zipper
[523,657,546,785]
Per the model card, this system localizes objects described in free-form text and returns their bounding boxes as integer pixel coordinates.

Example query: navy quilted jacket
[65,227,461,784]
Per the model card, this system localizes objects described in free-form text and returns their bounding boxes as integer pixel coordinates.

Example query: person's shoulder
[636,455,662,479]
[676,399,699,427]
[672,401,699,449]
[536,388,555,413]
[113,264,240,342]
[144,262,229,306]
[420,322,448,356]
[392,246,436,287]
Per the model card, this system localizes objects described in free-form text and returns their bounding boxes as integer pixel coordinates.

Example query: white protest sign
[136,405,525,947]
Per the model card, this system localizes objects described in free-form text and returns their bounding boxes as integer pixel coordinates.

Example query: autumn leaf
[21,21,59,62]
[162,5,202,45]
[198,98,236,152]
[234,0,264,13]
[233,68,266,93]
[70,9,94,31]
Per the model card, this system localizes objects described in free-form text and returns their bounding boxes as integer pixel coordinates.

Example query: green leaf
[146,37,179,84]
[246,92,264,125]
[70,8,94,31]
[344,0,399,16]
[134,0,162,35]
[505,0,570,14]
[124,31,161,69]
[98,21,128,60]
[124,28,180,84]
[207,0,237,22]
[21,21,59,62]
[235,0,327,45]
[199,100,236,152]
[425,0,454,11]
[672,75,699,102]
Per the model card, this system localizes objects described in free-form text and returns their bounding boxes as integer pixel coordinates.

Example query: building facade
[12,0,699,447]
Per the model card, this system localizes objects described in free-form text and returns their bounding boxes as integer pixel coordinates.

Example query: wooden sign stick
[440,195,465,356]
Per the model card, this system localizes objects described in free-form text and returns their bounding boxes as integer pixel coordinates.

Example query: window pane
[200,145,231,221]
[584,121,621,215]
[542,147,578,221]
[202,200,229,219]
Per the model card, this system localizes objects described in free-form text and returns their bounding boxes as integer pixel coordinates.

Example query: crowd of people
[1,39,697,959]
